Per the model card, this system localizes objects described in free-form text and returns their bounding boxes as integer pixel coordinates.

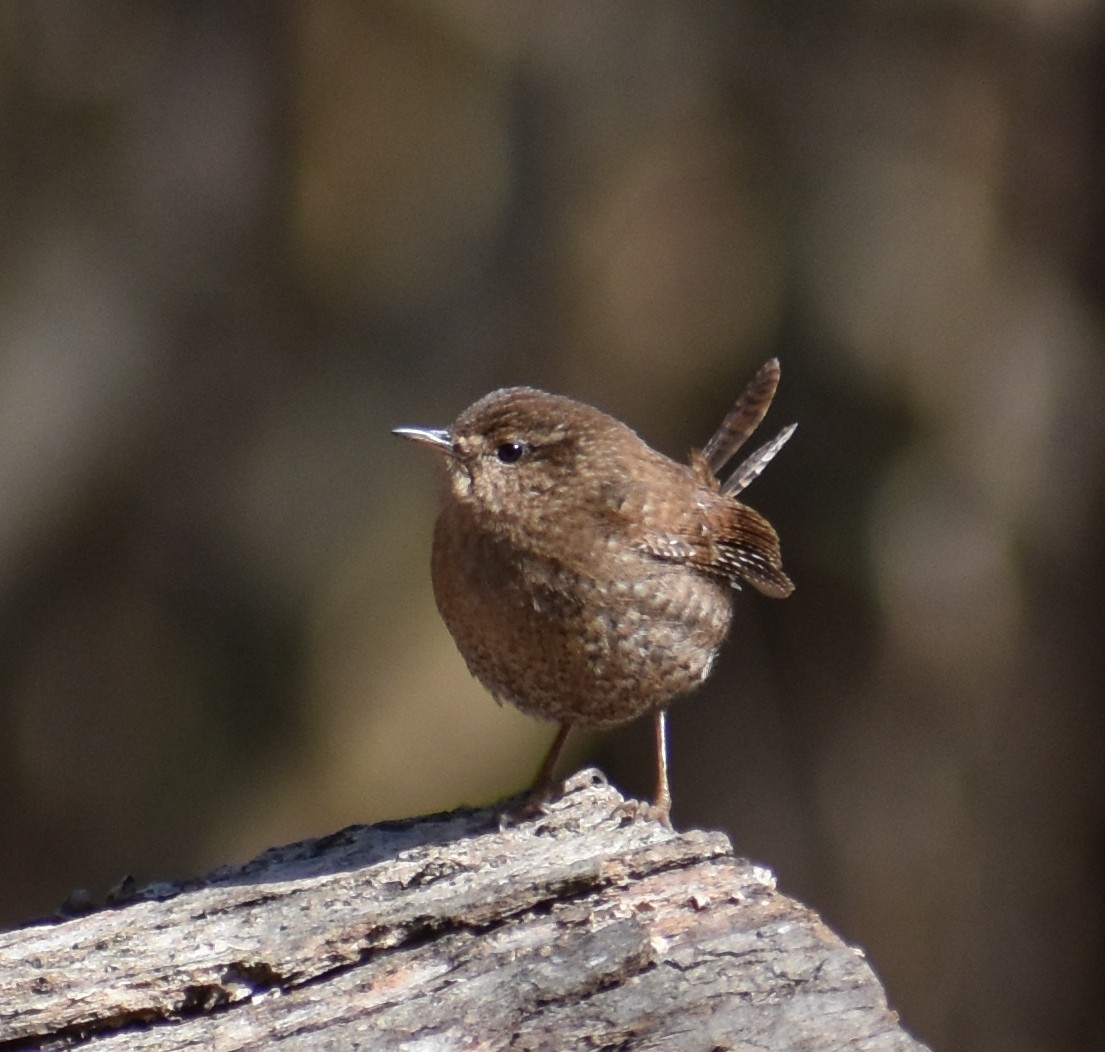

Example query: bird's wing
[604,478,793,599]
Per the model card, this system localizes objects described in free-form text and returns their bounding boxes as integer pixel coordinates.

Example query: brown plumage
[395,359,794,825]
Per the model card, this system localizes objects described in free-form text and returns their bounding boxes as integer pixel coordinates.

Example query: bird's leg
[613,708,673,827]
[523,722,573,812]
[651,708,673,827]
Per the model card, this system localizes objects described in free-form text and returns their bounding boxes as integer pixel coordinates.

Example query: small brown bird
[395,359,795,825]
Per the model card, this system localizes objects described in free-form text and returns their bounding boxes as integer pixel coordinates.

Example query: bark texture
[0,771,928,1051]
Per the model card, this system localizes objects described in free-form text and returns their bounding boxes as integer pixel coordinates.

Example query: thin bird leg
[722,423,798,497]
[525,722,573,810]
[701,358,781,477]
[651,708,673,828]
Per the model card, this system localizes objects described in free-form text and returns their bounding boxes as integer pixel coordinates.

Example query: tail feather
[701,358,782,477]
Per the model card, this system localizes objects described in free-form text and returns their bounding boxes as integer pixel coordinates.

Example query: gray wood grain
[0,771,928,1051]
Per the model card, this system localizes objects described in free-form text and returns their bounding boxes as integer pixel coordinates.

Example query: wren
[395,358,795,826]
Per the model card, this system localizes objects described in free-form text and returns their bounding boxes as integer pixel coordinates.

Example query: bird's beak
[392,426,456,456]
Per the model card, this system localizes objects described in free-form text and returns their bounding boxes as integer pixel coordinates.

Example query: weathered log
[0,770,927,1050]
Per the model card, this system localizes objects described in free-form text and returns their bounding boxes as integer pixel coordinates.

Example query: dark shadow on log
[0,770,928,1051]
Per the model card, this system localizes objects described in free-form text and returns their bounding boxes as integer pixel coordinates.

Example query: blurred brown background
[1,3,1102,1050]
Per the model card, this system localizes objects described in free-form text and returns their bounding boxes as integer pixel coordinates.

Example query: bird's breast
[429,501,734,728]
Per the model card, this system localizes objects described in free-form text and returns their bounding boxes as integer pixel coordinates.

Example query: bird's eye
[495,441,527,464]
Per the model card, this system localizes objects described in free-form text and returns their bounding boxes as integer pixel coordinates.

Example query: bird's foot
[612,796,673,829]
[494,795,548,830]
[494,768,613,830]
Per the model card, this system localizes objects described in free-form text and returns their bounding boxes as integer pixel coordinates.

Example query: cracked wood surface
[0,771,929,1051]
